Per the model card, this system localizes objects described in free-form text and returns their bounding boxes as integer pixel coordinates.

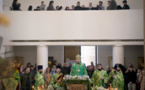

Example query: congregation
[11,0,130,11]
[18,60,144,90]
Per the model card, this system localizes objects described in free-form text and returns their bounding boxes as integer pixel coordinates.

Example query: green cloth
[70,62,88,76]
[50,73,63,88]
[3,69,20,90]
[13,69,20,83]
[0,58,6,64]
[2,78,18,90]
[34,71,44,90]
[109,71,124,90]
[91,70,108,87]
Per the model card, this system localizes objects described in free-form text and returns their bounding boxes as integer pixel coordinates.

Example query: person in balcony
[18,3,22,11]
[71,5,75,10]
[40,1,46,10]
[82,5,85,8]
[122,1,130,9]
[74,1,82,10]
[70,54,88,76]
[12,0,20,10]
[65,6,70,10]
[34,6,41,11]
[47,1,55,10]
[110,0,117,10]
[28,5,33,11]
[98,1,105,10]
[88,2,93,10]
[56,6,59,10]
[107,1,111,10]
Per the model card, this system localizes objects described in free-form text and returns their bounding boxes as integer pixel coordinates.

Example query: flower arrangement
[63,75,91,81]
[0,58,20,90]
[48,85,54,90]
[47,85,63,90]
[92,86,118,90]
[93,86,106,90]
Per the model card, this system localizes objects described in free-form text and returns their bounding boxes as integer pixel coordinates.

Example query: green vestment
[70,62,88,76]
[35,71,44,90]
[50,73,63,89]
[109,71,124,90]
[91,70,109,87]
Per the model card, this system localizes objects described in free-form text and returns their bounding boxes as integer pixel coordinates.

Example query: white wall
[98,46,112,69]
[3,0,143,11]
[97,45,144,69]
[13,46,64,67]
[48,46,64,65]
[124,46,144,69]
[3,10,143,44]
[13,45,143,69]
[13,46,37,67]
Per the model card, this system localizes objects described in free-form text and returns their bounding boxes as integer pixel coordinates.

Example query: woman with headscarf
[47,1,54,10]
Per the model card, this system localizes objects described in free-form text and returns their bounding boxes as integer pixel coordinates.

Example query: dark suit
[74,6,82,10]
[123,4,130,9]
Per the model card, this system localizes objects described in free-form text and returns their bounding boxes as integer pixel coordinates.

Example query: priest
[34,65,44,90]
[91,64,108,88]
[50,68,64,89]
[70,54,88,76]
[109,65,124,90]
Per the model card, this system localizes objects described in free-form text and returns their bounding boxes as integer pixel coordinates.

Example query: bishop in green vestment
[70,54,88,76]
[109,66,124,90]
[91,64,108,87]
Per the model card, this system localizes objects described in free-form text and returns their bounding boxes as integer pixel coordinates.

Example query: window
[81,46,96,66]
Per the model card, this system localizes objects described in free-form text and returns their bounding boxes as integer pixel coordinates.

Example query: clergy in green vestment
[91,64,109,88]
[70,54,88,76]
[50,68,64,88]
[34,65,45,90]
[109,66,124,90]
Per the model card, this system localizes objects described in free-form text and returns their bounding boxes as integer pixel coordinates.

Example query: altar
[63,75,92,90]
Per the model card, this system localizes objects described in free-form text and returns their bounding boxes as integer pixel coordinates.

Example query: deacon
[70,54,88,76]
[91,64,108,87]
[34,65,44,90]
[109,65,124,90]
[50,68,64,88]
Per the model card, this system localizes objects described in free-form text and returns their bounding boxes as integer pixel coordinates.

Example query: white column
[37,45,48,71]
[113,45,124,66]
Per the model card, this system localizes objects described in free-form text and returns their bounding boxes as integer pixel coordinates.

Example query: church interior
[0,0,145,90]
